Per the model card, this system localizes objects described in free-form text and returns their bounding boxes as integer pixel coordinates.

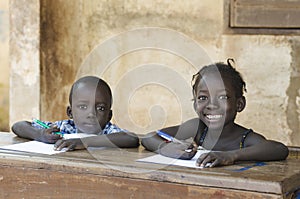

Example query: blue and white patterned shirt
[32,119,127,135]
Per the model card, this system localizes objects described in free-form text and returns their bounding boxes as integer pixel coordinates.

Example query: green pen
[33,118,63,136]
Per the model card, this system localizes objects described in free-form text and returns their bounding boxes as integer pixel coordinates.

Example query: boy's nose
[87,108,96,117]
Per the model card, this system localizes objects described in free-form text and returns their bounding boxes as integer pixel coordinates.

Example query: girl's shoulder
[235,125,265,138]
[239,128,267,147]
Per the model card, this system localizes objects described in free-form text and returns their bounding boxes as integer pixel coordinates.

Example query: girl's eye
[96,106,106,111]
[219,95,229,100]
[197,96,208,101]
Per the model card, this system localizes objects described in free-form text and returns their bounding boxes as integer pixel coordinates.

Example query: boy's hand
[196,151,236,168]
[159,139,198,160]
[35,125,61,144]
[54,138,85,151]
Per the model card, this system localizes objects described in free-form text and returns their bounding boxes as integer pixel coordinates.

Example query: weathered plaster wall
[39,0,222,133]
[9,0,40,125]
[0,0,9,131]
[10,0,300,146]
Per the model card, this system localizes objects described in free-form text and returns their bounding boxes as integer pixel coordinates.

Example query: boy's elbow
[125,132,140,148]
[11,122,23,136]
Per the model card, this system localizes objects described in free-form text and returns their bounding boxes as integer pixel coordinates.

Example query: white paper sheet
[0,141,66,155]
[137,150,211,168]
[0,133,96,155]
[62,133,96,139]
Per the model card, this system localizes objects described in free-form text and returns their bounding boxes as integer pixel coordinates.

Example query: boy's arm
[11,121,61,144]
[54,132,140,151]
[11,121,43,140]
[82,132,140,148]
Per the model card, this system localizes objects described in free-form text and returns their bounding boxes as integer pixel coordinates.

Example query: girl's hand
[35,125,61,144]
[159,139,198,160]
[54,138,85,151]
[196,151,236,168]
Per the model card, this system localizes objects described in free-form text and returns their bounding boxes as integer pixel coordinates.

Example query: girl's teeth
[206,115,222,119]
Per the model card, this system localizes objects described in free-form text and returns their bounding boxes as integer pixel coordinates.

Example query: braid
[192,58,247,98]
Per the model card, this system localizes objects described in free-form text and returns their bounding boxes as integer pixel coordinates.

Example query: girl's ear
[237,96,246,112]
[193,99,197,111]
[66,106,73,119]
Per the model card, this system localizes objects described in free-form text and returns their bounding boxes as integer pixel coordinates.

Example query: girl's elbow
[281,144,289,160]
[141,137,151,150]
[141,132,157,150]
[274,142,289,160]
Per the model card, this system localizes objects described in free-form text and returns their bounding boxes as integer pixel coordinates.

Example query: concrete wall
[0,0,9,131]
[10,0,300,146]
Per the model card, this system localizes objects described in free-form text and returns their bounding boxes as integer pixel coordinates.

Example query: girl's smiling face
[193,72,245,130]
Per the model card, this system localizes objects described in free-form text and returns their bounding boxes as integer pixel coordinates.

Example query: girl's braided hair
[192,58,247,98]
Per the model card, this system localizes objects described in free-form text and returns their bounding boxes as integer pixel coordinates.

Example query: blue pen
[33,118,63,136]
[156,130,185,144]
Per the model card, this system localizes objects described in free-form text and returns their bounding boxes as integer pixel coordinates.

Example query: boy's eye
[219,95,229,100]
[96,106,106,111]
[78,105,87,109]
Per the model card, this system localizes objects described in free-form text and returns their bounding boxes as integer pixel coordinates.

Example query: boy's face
[193,72,244,130]
[69,82,112,134]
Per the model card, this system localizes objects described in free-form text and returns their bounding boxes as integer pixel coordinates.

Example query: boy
[12,76,139,151]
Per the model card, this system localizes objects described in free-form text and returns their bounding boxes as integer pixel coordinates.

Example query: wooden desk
[0,132,299,199]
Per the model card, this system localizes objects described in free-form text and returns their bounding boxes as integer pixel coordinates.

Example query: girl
[141,59,289,168]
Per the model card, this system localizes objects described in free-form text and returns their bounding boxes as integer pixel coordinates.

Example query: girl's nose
[206,98,219,109]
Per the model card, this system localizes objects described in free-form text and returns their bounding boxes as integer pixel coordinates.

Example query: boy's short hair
[69,76,113,107]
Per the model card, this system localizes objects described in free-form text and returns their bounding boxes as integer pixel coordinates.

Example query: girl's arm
[54,132,140,151]
[11,121,61,144]
[141,118,205,152]
[141,129,197,160]
[141,125,180,152]
[141,118,205,160]
[196,133,289,167]
[234,136,289,162]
